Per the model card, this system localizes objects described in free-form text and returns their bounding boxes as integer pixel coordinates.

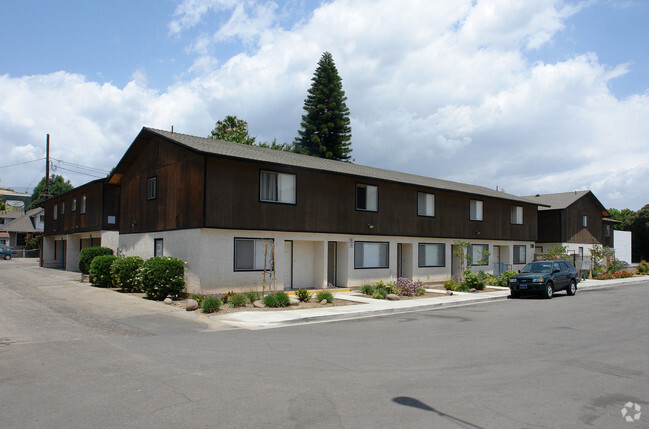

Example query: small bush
[242,291,261,303]
[443,279,459,290]
[89,255,118,287]
[139,256,185,300]
[201,296,222,313]
[79,247,113,274]
[372,280,396,295]
[190,294,206,307]
[295,288,310,302]
[221,291,237,304]
[316,291,334,303]
[228,293,249,308]
[394,277,426,296]
[484,275,499,286]
[463,272,485,290]
[263,292,290,308]
[594,271,633,280]
[360,285,375,296]
[110,256,144,292]
[637,260,649,275]
[372,290,387,299]
[499,270,518,286]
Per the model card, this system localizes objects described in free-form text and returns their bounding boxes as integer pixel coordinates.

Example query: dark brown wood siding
[119,135,204,234]
[204,157,538,240]
[562,195,604,245]
[537,210,561,243]
[44,180,118,236]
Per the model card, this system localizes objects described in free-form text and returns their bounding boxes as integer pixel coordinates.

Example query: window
[582,215,587,228]
[234,238,274,271]
[417,193,435,217]
[513,245,526,264]
[578,247,584,261]
[72,197,77,211]
[39,215,45,223]
[418,243,445,267]
[511,206,523,224]
[53,204,58,220]
[61,201,65,215]
[80,194,87,214]
[470,199,483,221]
[604,224,611,237]
[260,171,296,204]
[147,177,157,200]
[469,244,489,266]
[356,184,378,211]
[354,241,389,269]
[107,216,116,225]
[154,238,163,257]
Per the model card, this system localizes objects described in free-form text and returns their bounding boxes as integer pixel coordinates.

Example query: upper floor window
[513,245,526,264]
[72,197,77,211]
[354,241,389,269]
[60,201,65,215]
[147,177,157,200]
[417,192,435,217]
[80,194,87,214]
[470,199,483,221]
[511,206,523,224]
[356,184,378,212]
[260,171,296,204]
[582,215,587,228]
[53,204,58,220]
[604,224,611,237]
[418,243,445,267]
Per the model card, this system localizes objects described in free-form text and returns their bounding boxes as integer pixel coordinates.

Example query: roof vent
[535,194,540,197]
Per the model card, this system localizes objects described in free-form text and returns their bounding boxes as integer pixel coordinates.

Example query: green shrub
[221,291,237,304]
[360,285,375,296]
[228,293,249,308]
[242,291,261,303]
[295,288,310,302]
[201,296,222,313]
[484,275,499,286]
[315,291,334,303]
[443,279,459,290]
[79,247,113,274]
[110,256,143,292]
[139,256,185,300]
[190,294,206,307]
[263,292,290,308]
[372,290,386,299]
[89,255,118,287]
[499,270,518,286]
[372,280,396,294]
[636,260,649,275]
[463,272,485,290]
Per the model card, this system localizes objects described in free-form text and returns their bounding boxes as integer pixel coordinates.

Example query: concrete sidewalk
[209,276,648,329]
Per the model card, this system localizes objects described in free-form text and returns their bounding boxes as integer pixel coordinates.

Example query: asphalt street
[1,261,648,428]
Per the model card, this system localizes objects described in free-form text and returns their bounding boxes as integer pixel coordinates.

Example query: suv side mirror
[552,269,560,274]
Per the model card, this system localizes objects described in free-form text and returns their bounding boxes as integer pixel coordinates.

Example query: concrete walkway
[209,276,648,329]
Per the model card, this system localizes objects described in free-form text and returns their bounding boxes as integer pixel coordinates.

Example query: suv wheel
[543,282,553,299]
[3,254,10,260]
[566,280,577,296]
[510,290,520,299]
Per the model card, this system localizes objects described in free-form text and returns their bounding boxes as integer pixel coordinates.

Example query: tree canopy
[609,205,649,262]
[294,52,352,161]
[28,175,73,209]
[208,115,256,145]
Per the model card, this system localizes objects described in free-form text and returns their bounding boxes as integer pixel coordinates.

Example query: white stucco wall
[614,230,632,263]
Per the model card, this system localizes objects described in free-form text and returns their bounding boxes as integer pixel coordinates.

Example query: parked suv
[1,246,18,260]
[509,259,578,299]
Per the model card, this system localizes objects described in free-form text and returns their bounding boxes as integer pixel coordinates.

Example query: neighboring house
[530,191,616,270]
[0,231,9,246]
[0,207,44,249]
[95,127,543,293]
[41,179,120,270]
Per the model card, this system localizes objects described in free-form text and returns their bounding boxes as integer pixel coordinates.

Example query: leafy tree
[294,52,352,161]
[208,115,256,145]
[608,207,637,230]
[630,204,649,262]
[28,175,73,209]
[258,138,294,152]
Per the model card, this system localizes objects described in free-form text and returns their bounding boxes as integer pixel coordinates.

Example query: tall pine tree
[294,52,352,161]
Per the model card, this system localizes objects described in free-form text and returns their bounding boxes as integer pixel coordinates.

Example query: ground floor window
[354,241,388,269]
[418,243,445,267]
[234,238,274,271]
[154,238,164,257]
[469,244,489,266]
[513,245,526,264]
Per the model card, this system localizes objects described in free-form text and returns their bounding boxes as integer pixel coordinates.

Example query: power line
[0,158,45,169]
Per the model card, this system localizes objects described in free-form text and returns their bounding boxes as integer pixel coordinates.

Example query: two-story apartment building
[92,127,543,293]
[42,179,120,270]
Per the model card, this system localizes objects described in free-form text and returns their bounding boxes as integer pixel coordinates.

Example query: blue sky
[1,0,648,210]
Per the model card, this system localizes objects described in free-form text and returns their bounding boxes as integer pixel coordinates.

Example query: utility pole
[45,134,50,199]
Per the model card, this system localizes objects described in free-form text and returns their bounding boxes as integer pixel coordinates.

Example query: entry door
[327,242,337,287]
[61,240,67,269]
[283,241,293,290]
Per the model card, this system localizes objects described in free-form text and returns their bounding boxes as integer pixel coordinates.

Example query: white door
[283,241,293,290]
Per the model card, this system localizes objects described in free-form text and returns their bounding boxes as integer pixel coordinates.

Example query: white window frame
[234,238,275,271]
[356,184,378,212]
[604,224,611,237]
[418,243,445,267]
[470,199,483,221]
[417,192,435,217]
[260,171,296,204]
[354,241,389,269]
[513,245,526,264]
[511,206,523,225]
[53,203,58,220]
[60,201,65,215]
[154,238,163,257]
[80,194,87,214]
[469,244,489,266]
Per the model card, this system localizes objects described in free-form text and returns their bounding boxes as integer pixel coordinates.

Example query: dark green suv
[509,260,578,299]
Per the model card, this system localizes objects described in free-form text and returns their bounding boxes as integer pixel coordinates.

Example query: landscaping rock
[289,296,300,306]
[164,298,173,305]
[386,294,400,301]
[446,290,454,296]
[185,299,198,311]
[469,288,477,293]
[320,299,328,305]
[253,300,266,308]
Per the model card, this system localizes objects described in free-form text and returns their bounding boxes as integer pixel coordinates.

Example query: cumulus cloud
[1,0,648,210]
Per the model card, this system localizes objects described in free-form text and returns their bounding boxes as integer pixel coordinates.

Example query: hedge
[139,256,185,300]
[110,256,144,292]
[89,255,118,287]
[79,247,113,274]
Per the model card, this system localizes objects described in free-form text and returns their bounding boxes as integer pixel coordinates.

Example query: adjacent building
[0,207,44,251]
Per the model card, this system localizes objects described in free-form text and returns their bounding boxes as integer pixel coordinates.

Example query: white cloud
[1,0,648,210]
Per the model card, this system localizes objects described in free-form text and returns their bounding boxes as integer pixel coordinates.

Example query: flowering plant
[593,271,632,280]
[394,277,426,296]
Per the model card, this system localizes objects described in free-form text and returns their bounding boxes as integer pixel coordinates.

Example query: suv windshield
[521,262,553,274]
